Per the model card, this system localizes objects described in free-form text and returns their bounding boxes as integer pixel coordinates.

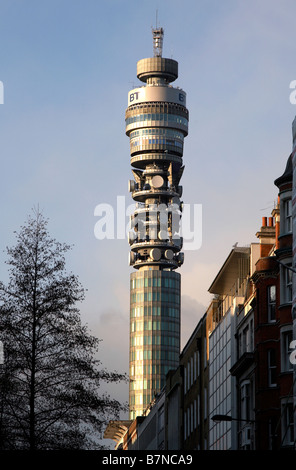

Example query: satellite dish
[128,252,136,266]
[128,180,136,192]
[151,175,164,188]
[165,249,174,260]
[158,230,168,240]
[150,247,161,261]
[177,252,184,264]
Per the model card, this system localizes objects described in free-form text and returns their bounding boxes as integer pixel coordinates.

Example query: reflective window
[126,113,188,127]
[281,402,294,446]
[268,349,277,387]
[284,199,292,233]
[281,329,293,372]
[267,285,276,322]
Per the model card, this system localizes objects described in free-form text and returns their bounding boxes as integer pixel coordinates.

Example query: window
[267,285,276,322]
[281,329,293,372]
[194,351,197,381]
[281,263,293,304]
[187,408,190,437]
[194,400,197,429]
[281,401,294,446]
[158,406,164,432]
[268,418,277,450]
[240,381,251,422]
[268,349,277,387]
[204,336,207,369]
[238,320,254,357]
[204,388,207,419]
[187,361,190,391]
[285,266,293,302]
[284,199,292,233]
[243,325,250,353]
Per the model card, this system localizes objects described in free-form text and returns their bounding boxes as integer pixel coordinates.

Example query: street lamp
[211,414,279,450]
[211,414,255,423]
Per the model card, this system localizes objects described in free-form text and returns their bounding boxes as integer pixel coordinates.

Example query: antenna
[152,25,164,57]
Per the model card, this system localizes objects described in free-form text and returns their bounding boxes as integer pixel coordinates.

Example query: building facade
[229,153,294,450]
[126,27,189,419]
[179,313,209,450]
[291,116,296,445]
[208,245,259,450]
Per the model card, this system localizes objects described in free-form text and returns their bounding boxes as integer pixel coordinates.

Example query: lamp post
[211,414,278,449]
[211,414,256,450]
[211,414,255,423]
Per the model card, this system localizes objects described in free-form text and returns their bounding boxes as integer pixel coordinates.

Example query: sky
[0,0,296,438]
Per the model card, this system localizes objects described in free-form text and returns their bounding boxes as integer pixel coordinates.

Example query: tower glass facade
[127,28,188,419]
[129,269,180,418]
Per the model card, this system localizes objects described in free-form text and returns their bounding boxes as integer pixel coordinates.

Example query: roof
[104,420,133,444]
[208,247,250,295]
[274,153,293,188]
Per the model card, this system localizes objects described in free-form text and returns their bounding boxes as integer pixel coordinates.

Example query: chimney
[271,196,280,249]
[256,215,276,257]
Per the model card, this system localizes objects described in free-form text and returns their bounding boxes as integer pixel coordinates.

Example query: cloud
[96,309,129,372]
[181,258,220,306]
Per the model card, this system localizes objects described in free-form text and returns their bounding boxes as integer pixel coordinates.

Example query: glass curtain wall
[129,269,180,419]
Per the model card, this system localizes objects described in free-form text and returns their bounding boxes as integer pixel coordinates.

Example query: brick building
[251,154,294,449]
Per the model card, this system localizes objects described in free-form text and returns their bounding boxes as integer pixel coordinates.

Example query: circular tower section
[126,28,189,419]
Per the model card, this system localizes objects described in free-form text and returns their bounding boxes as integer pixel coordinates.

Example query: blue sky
[0,0,296,427]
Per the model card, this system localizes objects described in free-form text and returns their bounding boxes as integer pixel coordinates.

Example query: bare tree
[0,210,127,450]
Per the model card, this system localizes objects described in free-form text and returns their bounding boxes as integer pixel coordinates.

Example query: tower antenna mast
[152,12,164,58]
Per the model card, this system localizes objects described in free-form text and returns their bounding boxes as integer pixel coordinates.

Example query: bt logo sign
[129,91,140,103]
[129,90,185,104]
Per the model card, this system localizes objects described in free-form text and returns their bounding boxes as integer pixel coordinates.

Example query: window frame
[280,262,293,305]
[267,285,276,322]
[267,348,277,387]
[284,198,292,234]
[281,328,293,372]
[281,400,295,446]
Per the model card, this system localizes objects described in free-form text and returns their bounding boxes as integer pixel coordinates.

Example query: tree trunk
[29,243,38,451]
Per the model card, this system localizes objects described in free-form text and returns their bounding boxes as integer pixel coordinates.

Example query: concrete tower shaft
[126,28,189,419]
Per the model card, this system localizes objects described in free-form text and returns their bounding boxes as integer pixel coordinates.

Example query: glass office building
[126,28,189,419]
[208,311,233,449]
